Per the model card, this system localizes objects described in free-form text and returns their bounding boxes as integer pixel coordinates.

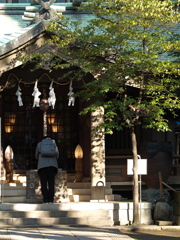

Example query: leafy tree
[22,0,180,225]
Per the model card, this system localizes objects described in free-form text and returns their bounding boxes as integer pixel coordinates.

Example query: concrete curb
[117,225,180,231]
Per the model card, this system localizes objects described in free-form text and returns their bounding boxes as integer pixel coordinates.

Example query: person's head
[43,136,50,139]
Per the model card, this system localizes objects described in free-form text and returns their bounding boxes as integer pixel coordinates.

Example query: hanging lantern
[52,124,59,133]
[5,145,14,160]
[74,144,83,182]
[5,125,13,133]
[9,114,16,124]
[5,113,16,124]
[5,145,14,183]
[47,113,56,124]
[40,99,49,111]
[75,144,83,159]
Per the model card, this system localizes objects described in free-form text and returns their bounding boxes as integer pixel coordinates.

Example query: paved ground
[0,226,179,239]
[119,226,180,240]
[120,229,180,240]
[0,227,134,240]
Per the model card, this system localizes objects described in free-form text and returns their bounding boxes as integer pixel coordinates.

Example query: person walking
[35,136,59,204]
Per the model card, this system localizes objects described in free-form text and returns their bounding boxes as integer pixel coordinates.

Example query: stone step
[0,216,113,227]
[2,189,26,197]
[0,209,109,218]
[67,182,91,188]
[0,203,113,227]
[69,194,91,202]
[67,188,112,195]
[1,183,26,190]
[13,174,26,183]
[0,202,153,226]
[1,184,120,203]
[67,182,111,188]
[1,182,120,203]
[2,196,26,203]
[2,194,121,203]
[68,188,91,195]
[3,182,112,190]
[67,173,75,182]
[69,194,121,202]
[106,194,122,201]
[0,202,118,211]
[1,183,26,203]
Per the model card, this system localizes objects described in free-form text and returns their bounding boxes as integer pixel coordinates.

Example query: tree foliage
[21,0,180,225]
[39,0,180,135]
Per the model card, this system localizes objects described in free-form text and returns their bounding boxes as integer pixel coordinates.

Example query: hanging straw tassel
[67,80,75,106]
[48,81,56,109]
[32,81,41,108]
[16,83,23,106]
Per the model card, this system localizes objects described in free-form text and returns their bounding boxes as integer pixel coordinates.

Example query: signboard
[127,159,147,175]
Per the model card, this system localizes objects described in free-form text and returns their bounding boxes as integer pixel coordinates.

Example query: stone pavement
[0,226,134,240]
[0,225,180,239]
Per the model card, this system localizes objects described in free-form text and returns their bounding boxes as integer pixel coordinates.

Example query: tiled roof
[0,3,94,75]
[0,22,45,56]
[0,3,93,55]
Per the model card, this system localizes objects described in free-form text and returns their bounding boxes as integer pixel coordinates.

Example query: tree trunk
[131,126,140,225]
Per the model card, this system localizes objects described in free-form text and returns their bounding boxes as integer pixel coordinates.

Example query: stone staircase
[0,179,153,227]
[0,201,153,227]
[0,173,121,203]
[0,182,121,203]
[0,203,114,227]
[1,182,26,203]
[67,182,121,202]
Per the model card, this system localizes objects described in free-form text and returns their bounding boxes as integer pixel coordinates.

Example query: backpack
[40,138,56,157]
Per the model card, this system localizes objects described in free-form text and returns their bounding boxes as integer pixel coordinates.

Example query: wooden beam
[159,172,163,196]
[162,181,177,192]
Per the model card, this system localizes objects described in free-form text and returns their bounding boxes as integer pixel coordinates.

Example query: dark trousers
[38,166,57,203]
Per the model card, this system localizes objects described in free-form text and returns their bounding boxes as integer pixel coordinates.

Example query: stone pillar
[91,106,106,187]
[43,111,47,137]
[26,169,68,203]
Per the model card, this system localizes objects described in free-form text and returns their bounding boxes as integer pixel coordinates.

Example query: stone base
[128,202,154,225]
[26,169,69,203]
[90,200,108,202]
[173,215,180,225]
[156,220,173,226]
[91,185,105,201]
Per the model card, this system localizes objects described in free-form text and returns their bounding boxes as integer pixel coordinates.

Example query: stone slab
[156,220,173,226]
[0,226,134,240]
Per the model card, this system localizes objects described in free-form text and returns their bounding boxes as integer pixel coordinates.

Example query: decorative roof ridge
[23,0,67,23]
[0,2,76,10]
